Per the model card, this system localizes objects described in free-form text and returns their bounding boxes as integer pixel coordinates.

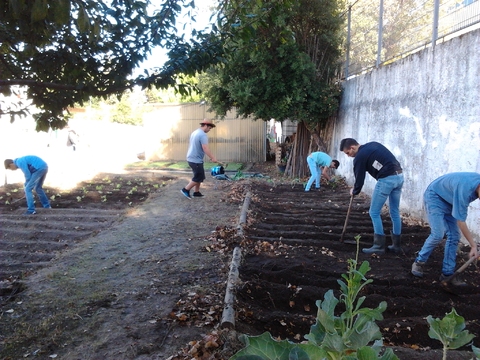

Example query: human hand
[470,244,479,260]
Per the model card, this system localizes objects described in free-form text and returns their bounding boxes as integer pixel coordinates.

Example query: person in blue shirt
[340,138,404,254]
[4,155,51,215]
[411,172,480,286]
[305,151,339,192]
[181,119,219,199]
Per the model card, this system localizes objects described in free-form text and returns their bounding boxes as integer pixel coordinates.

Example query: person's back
[187,128,207,163]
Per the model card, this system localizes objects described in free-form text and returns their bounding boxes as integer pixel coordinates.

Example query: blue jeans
[369,173,404,235]
[305,156,320,191]
[415,189,460,276]
[25,168,50,212]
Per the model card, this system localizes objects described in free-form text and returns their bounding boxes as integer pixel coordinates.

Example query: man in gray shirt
[181,119,218,199]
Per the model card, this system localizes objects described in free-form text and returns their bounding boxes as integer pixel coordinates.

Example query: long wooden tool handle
[340,195,354,243]
[453,255,477,276]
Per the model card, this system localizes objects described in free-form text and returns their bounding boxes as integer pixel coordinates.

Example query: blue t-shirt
[14,155,48,182]
[186,128,208,163]
[309,152,332,167]
[427,172,480,221]
[353,142,401,195]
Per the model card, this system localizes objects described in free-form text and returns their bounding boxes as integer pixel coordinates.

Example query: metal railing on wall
[344,0,480,78]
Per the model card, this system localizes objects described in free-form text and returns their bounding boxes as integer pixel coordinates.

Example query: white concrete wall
[332,28,480,236]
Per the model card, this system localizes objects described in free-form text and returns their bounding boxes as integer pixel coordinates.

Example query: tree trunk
[285,117,337,178]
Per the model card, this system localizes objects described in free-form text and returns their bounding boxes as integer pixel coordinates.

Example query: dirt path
[0,172,242,359]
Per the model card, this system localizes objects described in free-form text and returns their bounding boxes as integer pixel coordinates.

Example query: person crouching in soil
[4,155,52,215]
[181,119,219,199]
[304,151,339,192]
[340,138,404,254]
[411,172,480,286]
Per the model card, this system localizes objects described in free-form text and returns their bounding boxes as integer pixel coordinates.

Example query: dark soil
[233,165,480,359]
[1,162,478,360]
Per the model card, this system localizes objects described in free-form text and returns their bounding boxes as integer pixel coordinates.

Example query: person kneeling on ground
[411,172,479,286]
[304,151,339,192]
[4,155,52,215]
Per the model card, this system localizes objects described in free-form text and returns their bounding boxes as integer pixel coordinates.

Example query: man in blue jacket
[4,155,51,215]
[411,172,479,285]
[340,138,404,254]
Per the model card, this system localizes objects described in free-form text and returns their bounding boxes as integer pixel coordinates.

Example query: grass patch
[126,161,244,171]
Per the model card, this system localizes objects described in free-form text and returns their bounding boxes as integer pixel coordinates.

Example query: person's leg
[33,168,51,208]
[442,214,461,276]
[315,166,321,189]
[305,157,318,191]
[415,192,450,264]
[185,162,205,194]
[388,174,404,235]
[369,178,391,235]
[24,178,36,213]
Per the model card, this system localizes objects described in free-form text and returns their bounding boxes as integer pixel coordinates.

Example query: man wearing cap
[305,151,340,192]
[4,155,52,215]
[181,119,219,199]
[340,138,404,254]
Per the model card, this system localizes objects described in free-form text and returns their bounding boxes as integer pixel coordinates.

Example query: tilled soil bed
[1,162,479,360]
[234,174,480,359]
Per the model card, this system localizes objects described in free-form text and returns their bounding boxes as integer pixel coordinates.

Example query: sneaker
[193,192,204,197]
[44,205,52,209]
[23,210,37,215]
[411,261,425,277]
[439,273,467,287]
[180,188,192,199]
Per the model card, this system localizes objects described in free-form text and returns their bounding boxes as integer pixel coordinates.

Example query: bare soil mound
[233,165,479,359]
[1,162,478,360]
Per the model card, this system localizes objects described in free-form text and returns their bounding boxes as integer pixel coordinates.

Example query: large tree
[0,0,223,131]
[202,0,345,177]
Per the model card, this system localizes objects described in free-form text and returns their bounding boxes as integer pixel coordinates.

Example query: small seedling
[427,308,475,360]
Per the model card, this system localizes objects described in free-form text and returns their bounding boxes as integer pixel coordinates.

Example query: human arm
[321,166,331,181]
[352,159,366,195]
[457,220,479,259]
[202,144,217,163]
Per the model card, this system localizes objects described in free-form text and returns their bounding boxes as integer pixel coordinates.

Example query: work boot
[388,231,403,254]
[362,234,386,254]
[411,261,425,277]
[439,273,467,287]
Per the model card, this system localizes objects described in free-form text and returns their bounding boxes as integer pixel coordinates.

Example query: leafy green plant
[230,240,397,360]
[472,344,480,359]
[427,308,475,360]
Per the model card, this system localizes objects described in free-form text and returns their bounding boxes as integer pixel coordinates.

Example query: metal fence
[344,0,480,78]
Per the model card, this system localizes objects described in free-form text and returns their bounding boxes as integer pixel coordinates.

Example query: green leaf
[231,332,326,360]
[31,0,48,22]
[427,308,475,350]
[472,344,480,358]
[8,0,25,19]
[52,0,70,25]
[77,5,90,33]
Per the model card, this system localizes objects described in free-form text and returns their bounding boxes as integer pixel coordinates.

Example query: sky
[135,0,218,75]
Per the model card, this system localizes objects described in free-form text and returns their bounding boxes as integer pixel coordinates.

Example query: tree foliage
[202,0,344,128]
[0,0,224,131]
